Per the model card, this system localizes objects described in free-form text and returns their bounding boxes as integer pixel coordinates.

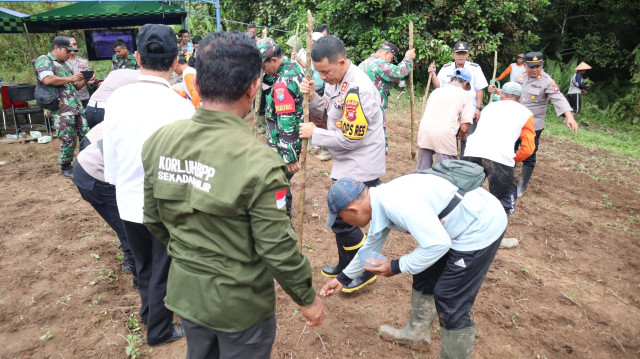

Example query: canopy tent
[23,1,187,33]
[0,6,28,33]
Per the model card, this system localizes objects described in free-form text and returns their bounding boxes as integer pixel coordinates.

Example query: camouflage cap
[379,41,399,55]
[257,38,279,63]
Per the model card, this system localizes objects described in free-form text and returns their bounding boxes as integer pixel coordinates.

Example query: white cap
[312,32,324,41]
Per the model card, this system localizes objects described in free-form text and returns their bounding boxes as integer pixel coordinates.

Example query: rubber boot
[440,321,476,359]
[379,289,437,346]
[316,148,332,161]
[321,240,352,277]
[517,165,534,197]
[342,271,376,292]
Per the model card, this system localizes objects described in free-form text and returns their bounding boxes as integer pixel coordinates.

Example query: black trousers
[464,157,517,215]
[331,178,381,249]
[122,221,174,345]
[72,162,135,265]
[85,105,105,129]
[567,93,581,114]
[412,232,504,330]
[515,129,543,170]
[459,119,478,159]
[181,315,276,359]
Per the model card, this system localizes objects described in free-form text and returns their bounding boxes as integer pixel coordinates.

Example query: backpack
[418,159,486,219]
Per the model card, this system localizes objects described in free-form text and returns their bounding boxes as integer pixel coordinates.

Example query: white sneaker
[499,237,519,249]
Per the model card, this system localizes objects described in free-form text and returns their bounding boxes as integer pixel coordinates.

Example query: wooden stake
[296,10,314,250]
[409,22,416,160]
[421,62,435,114]
[490,50,498,103]
[252,28,269,136]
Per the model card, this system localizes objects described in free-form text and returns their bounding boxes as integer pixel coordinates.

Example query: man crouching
[320,174,507,359]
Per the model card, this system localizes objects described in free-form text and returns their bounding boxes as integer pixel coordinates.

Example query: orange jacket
[183,72,201,109]
[514,115,536,162]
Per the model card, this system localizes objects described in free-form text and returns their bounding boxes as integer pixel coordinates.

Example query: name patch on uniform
[157,156,215,193]
[275,189,287,209]
[550,81,559,92]
[341,89,368,140]
[273,82,295,115]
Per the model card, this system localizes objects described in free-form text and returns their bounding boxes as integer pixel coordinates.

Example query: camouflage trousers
[53,113,89,166]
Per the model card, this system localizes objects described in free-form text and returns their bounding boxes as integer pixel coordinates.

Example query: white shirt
[342,174,507,279]
[437,61,488,108]
[464,100,534,167]
[508,63,526,82]
[103,74,195,223]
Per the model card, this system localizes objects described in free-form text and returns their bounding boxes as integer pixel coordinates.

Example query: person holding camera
[35,36,89,178]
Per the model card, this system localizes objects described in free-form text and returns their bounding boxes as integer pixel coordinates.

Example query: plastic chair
[1,85,27,133]
[7,85,50,136]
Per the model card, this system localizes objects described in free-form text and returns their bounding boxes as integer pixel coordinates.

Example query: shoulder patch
[273,82,295,115]
[517,76,524,81]
[442,63,453,68]
[469,62,479,67]
[341,88,368,140]
[550,81,559,92]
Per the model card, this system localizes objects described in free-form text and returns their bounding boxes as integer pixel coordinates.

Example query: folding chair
[7,85,50,136]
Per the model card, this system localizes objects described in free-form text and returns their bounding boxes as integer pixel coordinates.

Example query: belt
[87,100,106,109]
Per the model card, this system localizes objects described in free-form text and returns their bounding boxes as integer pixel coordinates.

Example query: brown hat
[575,62,592,71]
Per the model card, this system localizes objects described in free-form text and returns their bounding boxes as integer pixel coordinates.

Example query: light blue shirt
[343,173,507,278]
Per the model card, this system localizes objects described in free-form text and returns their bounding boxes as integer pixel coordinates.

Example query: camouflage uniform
[264,57,305,215]
[35,53,89,166]
[359,52,413,150]
[111,53,139,70]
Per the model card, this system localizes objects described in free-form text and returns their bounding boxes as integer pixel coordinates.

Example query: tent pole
[22,23,37,60]
[215,0,221,32]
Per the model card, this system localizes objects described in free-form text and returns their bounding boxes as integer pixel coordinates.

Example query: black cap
[453,41,469,52]
[137,24,179,58]
[52,36,78,52]
[525,52,544,67]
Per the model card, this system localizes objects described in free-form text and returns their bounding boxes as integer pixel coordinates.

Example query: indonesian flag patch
[275,189,287,209]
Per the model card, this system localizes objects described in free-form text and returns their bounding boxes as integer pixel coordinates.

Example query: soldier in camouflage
[111,39,139,70]
[359,41,415,151]
[258,38,305,216]
[35,36,90,178]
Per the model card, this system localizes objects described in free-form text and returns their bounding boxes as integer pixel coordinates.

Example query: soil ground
[0,101,639,359]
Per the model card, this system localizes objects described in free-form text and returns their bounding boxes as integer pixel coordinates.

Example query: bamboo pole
[252,29,269,136]
[421,62,435,113]
[490,50,498,103]
[296,10,314,250]
[409,22,416,160]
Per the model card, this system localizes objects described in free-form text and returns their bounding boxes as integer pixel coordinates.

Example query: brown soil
[0,106,639,359]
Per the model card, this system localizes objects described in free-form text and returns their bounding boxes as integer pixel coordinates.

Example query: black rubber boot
[517,165,534,196]
[321,240,354,277]
[342,270,377,293]
[61,164,74,179]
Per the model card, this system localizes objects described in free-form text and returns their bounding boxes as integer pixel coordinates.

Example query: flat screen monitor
[84,29,137,61]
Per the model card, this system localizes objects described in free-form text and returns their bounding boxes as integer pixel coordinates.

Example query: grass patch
[545,117,640,159]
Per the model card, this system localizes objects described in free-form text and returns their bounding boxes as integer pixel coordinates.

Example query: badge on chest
[274,82,295,115]
[341,88,368,140]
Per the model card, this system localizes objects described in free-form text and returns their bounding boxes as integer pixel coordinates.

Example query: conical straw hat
[575,62,592,71]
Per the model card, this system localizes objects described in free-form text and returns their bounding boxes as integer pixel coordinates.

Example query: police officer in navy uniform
[488,52,578,196]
